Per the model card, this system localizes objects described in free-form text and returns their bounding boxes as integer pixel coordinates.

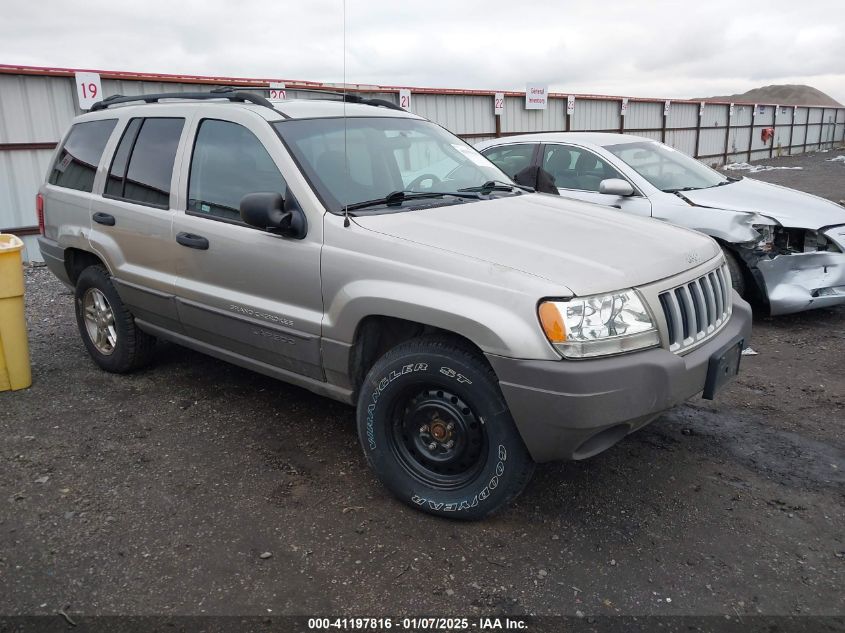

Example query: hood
[681,178,845,230]
[353,193,719,296]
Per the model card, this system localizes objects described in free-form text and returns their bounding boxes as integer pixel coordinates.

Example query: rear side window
[106,117,184,208]
[188,119,286,223]
[49,119,117,192]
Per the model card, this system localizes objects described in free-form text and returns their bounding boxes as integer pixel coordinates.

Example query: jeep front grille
[659,263,732,353]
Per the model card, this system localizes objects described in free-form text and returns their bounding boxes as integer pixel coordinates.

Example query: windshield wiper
[661,186,702,193]
[344,190,481,212]
[459,180,532,194]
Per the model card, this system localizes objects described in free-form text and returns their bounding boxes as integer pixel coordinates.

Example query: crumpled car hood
[681,178,845,230]
[353,193,720,296]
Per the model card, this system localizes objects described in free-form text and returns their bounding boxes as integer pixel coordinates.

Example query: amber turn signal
[538,302,567,343]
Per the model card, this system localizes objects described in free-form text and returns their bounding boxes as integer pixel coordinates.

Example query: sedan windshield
[273,117,513,214]
[605,140,729,192]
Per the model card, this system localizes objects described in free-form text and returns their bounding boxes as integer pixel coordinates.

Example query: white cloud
[0,0,843,103]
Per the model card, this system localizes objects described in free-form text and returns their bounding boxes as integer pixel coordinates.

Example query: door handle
[176,232,209,250]
[93,212,116,226]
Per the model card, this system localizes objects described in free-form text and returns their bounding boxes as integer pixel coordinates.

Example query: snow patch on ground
[824,155,845,163]
[723,162,803,173]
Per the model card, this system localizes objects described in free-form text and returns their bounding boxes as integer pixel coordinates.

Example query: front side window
[481,144,537,179]
[605,140,727,192]
[49,119,117,192]
[188,120,287,223]
[274,117,511,213]
[106,117,184,207]
[542,144,622,192]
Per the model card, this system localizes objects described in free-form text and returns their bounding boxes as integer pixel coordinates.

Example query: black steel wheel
[356,336,535,520]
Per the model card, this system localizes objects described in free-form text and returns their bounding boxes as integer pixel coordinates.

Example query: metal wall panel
[664,128,697,156]
[807,108,823,124]
[699,127,727,158]
[793,107,809,124]
[410,93,494,135]
[726,126,751,157]
[701,103,729,128]
[625,101,662,131]
[667,102,697,129]
[774,106,792,125]
[731,104,753,127]
[0,74,77,143]
[749,150,771,161]
[805,124,822,145]
[572,98,619,131]
[501,96,565,133]
[0,148,53,229]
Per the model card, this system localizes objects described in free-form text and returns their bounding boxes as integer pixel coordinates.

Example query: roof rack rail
[89,90,278,111]
[210,86,406,112]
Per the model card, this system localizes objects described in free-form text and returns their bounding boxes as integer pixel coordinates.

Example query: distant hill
[696,84,842,107]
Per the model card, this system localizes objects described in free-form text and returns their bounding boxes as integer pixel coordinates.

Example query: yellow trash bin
[0,234,32,391]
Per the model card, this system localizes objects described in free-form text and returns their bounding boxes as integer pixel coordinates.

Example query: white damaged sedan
[477,133,845,315]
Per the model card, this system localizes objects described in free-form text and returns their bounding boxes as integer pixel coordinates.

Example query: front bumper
[757,250,845,315]
[486,293,752,463]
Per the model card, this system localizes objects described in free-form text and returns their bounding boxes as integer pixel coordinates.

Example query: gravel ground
[1,152,844,622]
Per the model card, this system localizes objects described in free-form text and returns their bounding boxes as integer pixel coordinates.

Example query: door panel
[87,115,188,331]
[172,116,324,380]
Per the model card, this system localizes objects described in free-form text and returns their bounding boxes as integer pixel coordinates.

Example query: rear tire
[356,337,535,520]
[721,247,746,298]
[74,265,156,373]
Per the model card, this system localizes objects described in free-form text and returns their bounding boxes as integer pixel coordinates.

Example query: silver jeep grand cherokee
[37,90,752,519]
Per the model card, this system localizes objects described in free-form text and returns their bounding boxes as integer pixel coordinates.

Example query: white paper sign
[75,72,102,110]
[729,103,735,117]
[699,101,706,117]
[399,89,411,110]
[620,98,628,117]
[663,100,671,116]
[494,92,504,115]
[793,105,799,118]
[566,95,575,115]
[269,82,286,100]
[525,83,548,110]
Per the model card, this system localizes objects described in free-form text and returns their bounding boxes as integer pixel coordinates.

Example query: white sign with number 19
[75,72,102,110]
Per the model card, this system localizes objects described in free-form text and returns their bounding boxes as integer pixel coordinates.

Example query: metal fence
[2,64,844,261]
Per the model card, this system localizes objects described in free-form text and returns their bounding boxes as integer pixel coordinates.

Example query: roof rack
[89,90,278,111]
[210,86,406,112]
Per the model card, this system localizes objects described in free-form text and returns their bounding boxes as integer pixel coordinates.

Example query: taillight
[36,193,45,235]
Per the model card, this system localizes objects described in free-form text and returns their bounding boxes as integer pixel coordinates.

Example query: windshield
[605,140,728,192]
[273,117,512,213]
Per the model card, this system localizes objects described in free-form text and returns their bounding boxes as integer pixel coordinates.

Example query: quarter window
[49,119,117,192]
[106,117,184,207]
[481,144,537,179]
[542,144,623,192]
[188,119,287,223]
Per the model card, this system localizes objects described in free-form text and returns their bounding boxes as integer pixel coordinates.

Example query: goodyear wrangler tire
[356,337,535,520]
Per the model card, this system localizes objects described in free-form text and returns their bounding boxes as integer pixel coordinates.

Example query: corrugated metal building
[2,64,843,261]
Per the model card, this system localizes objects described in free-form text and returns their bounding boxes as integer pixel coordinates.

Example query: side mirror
[599,178,635,197]
[240,191,307,239]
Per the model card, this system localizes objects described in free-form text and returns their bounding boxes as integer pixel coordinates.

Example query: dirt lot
[1,151,844,622]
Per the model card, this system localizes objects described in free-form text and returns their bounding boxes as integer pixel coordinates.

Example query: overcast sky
[2,0,844,102]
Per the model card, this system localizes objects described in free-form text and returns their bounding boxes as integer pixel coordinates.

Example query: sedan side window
[481,144,537,179]
[188,119,287,224]
[542,144,622,192]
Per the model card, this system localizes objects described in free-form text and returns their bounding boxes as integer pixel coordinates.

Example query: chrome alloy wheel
[82,288,117,355]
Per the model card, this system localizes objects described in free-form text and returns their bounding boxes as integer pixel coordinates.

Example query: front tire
[74,265,156,373]
[356,337,535,520]
[721,247,747,298]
